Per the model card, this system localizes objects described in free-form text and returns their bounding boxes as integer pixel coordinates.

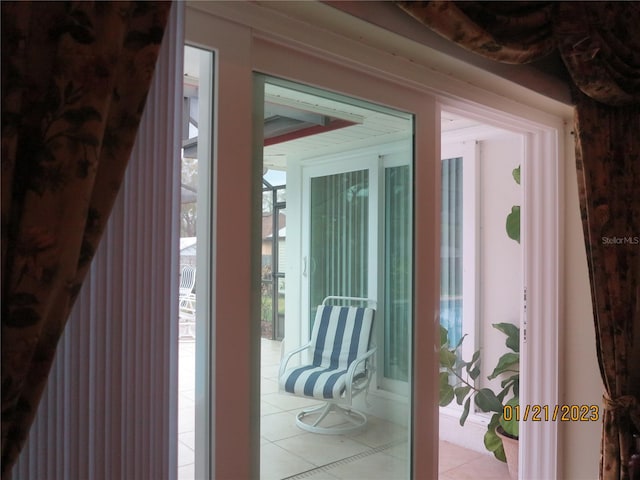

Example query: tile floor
[178,338,510,480]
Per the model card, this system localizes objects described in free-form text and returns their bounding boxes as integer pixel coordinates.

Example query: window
[440,156,464,349]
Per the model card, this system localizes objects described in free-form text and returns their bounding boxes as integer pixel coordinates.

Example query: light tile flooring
[178,338,510,479]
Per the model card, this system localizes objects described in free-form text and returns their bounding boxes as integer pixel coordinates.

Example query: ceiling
[262,82,413,170]
[182,46,510,187]
[262,83,508,171]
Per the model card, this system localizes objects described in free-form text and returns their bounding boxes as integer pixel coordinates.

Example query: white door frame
[252,41,438,480]
[186,3,566,479]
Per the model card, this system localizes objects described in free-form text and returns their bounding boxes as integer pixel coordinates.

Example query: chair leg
[295,402,367,434]
[309,403,333,427]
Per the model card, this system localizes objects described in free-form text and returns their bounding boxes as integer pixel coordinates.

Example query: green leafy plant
[506,166,521,243]
[439,323,520,462]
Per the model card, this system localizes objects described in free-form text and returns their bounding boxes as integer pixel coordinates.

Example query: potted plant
[439,322,520,477]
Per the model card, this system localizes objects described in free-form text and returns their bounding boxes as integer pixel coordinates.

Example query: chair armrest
[345,347,377,401]
[346,347,377,380]
[278,342,312,380]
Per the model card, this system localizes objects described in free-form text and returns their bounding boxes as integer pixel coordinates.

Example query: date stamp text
[503,404,599,422]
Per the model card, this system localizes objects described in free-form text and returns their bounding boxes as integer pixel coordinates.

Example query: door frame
[186,3,567,479]
[296,139,414,398]
[252,45,438,480]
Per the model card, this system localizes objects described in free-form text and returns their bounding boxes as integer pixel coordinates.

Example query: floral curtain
[573,88,640,480]
[396,2,640,479]
[1,1,171,477]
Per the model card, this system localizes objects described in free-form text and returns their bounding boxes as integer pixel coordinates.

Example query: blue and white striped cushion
[281,305,374,399]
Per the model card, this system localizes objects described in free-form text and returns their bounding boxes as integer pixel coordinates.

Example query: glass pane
[258,76,412,480]
[275,276,285,340]
[384,165,411,382]
[179,44,214,480]
[440,157,463,347]
[260,280,274,338]
[275,204,286,341]
[277,207,287,274]
[309,170,369,327]
[262,190,275,339]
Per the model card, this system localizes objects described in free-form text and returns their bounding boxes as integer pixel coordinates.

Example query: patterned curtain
[396,2,640,478]
[573,88,640,480]
[1,2,171,476]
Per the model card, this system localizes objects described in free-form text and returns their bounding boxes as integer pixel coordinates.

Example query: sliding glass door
[258,76,414,479]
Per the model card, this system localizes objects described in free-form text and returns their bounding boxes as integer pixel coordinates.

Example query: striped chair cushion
[281,304,374,400]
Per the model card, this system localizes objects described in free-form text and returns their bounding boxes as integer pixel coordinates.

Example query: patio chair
[179,265,196,338]
[179,264,196,298]
[279,296,376,434]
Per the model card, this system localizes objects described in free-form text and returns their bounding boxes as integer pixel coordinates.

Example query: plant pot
[496,426,519,480]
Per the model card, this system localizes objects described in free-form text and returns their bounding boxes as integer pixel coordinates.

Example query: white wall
[439,134,524,453]
[478,135,523,393]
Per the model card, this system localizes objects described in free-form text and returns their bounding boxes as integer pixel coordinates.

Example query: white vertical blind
[383,165,412,381]
[309,170,369,322]
[440,156,463,347]
[12,3,184,479]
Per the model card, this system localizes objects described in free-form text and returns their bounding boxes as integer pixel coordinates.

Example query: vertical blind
[12,4,184,478]
[309,170,369,325]
[383,165,412,381]
[441,157,463,347]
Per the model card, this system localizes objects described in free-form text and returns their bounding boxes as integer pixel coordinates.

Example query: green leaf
[499,397,519,438]
[439,385,454,406]
[488,352,519,379]
[487,412,501,432]
[439,348,457,369]
[493,323,520,353]
[484,413,507,462]
[506,206,520,243]
[466,350,480,370]
[453,333,467,350]
[498,378,518,403]
[512,165,521,185]
[497,387,509,403]
[460,397,471,426]
[465,350,481,380]
[439,325,449,347]
[474,388,503,413]
[439,372,454,406]
[500,374,519,389]
[485,431,506,462]
[454,385,471,405]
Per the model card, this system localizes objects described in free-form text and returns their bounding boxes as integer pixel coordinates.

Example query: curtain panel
[396,2,640,479]
[1,2,171,477]
[573,89,640,479]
